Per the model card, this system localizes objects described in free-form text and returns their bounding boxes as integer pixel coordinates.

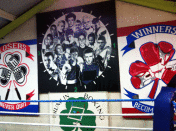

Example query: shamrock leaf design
[0,52,29,100]
[129,42,176,98]
[0,67,12,86]
[60,97,96,131]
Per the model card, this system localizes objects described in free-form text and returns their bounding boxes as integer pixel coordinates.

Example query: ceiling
[0,0,42,29]
[0,0,175,39]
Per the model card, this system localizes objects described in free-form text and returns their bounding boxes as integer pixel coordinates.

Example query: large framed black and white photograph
[37,1,119,93]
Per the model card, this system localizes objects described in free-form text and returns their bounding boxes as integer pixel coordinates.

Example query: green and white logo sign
[49,92,108,131]
[60,97,96,131]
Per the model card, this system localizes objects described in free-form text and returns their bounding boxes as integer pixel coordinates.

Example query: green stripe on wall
[0,0,56,39]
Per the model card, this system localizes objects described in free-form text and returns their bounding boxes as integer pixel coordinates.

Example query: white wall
[0,0,176,131]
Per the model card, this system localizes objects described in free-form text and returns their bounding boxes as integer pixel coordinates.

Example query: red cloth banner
[0,42,34,60]
[0,90,35,110]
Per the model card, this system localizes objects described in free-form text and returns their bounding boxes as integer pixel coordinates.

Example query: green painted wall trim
[0,0,56,39]
[120,0,176,14]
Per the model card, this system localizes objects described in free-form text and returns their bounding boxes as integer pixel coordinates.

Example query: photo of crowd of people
[41,12,111,91]
[37,1,119,92]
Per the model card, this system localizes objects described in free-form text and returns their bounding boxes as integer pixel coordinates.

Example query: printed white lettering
[131,30,143,38]
[153,26,159,33]
[145,27,153,34]
[165,26,172,33]
[134,102,153,113]
[142,29,147,35]
[171,27,176,35]
[159,26,165,33]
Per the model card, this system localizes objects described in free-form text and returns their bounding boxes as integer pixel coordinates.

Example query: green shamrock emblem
[60,97,96,131]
